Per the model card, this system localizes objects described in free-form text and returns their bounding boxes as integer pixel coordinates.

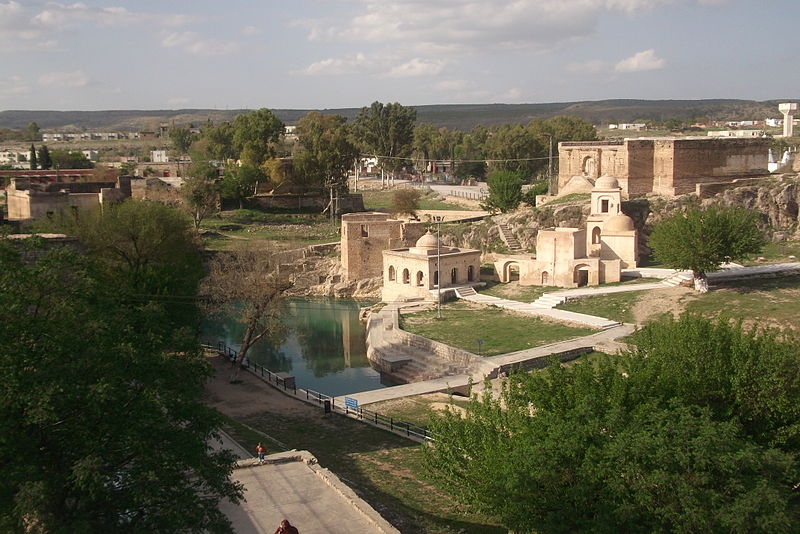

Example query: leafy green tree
[182,162,220,229]
[220,164,263,209]
[353,101,416,181]
[0,236,241,533]
[169,125,193,154]
[481,170,523,213]
[484,123,542,176]
[25,121,40,141]
[390,188,421,218]
[29,144,37,170]
[231,108,284,168]
[426,314,800,533]
[120,161,137,176]
[413,124,462,175]
[294,112,359,210]
[454,129,487,181]
[191,121,235,162]
[37,145,52,170]
[50,149,93,169]
[648,207,765,292]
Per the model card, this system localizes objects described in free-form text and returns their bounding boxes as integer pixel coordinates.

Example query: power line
[362,153,557,163]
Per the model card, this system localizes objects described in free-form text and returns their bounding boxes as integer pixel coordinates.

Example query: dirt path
[631,286,694,324]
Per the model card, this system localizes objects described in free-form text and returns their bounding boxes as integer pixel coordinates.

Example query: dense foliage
[294,111,359,195]
[481,170,524,213]
[649,207,764,291]
[0,218,241,532]
[426,314,800,533]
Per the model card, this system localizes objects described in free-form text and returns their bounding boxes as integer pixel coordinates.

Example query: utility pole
[435,216,442,319]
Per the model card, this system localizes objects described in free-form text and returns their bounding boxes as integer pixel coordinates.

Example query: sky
[1,0,798,111]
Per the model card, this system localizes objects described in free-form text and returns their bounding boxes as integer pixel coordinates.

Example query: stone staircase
[454,286,478,298]
[661,271,694,287]
[497,224,523,252]
[531,293,566,309]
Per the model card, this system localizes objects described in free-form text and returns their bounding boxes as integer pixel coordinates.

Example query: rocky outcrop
[282,245,383,299]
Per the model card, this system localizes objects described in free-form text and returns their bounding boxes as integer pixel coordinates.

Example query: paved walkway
[342,322,634,406]
[459,291,622,329]
[220,451,399,534]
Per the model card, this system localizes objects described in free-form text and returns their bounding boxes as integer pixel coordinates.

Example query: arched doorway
[591,226,601,245]
[467,265,474,282]
[504,262,520,282]
[542,271,549,285]
[402,268,410,284]
[451,267,458,284]
[416,271,424,286]
[574,264,590,287]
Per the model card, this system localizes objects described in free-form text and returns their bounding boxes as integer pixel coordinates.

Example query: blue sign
[345,397,359,410]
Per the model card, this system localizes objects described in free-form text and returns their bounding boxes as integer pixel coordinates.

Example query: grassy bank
[400,301,595,356]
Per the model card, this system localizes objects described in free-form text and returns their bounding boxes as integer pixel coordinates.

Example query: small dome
[604,213,635,232]
[594,175,620,189]
[415,231,440,249]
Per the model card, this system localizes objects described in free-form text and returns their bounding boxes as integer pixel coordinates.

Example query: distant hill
[0,99,793,132]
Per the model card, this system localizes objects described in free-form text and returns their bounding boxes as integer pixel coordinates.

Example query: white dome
[415,231,439,249]
[604,213,635,232]
[594,175,620,189]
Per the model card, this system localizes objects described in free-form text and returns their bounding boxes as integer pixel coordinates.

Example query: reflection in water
[203,298,385,396]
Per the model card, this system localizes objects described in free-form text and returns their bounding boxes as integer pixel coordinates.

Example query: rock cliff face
[283,246,382,299]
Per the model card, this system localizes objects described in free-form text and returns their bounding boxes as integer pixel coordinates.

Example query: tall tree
[648,206,765,292]
[425,314,800,534]
[353,101,416,183]
[294,112,359,212]
[182,162,220,229]
[220,164,263,209]
[481,170,523,213]
[29,144,37,170]
[0,236,242,533]
[25,121,40,141]
[37,145,52,170]
[169,125,193,154]
[202,244,292,381]
[484,123,543,177]
[50,149,93,169]
[231,108,284,168]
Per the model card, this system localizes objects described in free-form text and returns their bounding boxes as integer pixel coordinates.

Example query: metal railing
[202,340,433,442]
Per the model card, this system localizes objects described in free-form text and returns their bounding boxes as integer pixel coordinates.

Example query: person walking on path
[274,519,299,534]
[256,442,266,465]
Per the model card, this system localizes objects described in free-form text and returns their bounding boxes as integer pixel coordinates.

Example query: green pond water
[203,298,387,397]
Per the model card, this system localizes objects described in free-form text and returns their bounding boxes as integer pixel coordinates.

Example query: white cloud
[0,75,30,98]
[303,53,374,76]
[242,25,260,36]
[387,58,445,78]
[161,31,240,56]
[614,49,666,72]
[38,70,89,88]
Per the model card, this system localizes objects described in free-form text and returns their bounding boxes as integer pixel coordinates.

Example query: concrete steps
[455,286,477,297]
[497,224,523,252]
[531,293,566,308]
[661,271,694,287]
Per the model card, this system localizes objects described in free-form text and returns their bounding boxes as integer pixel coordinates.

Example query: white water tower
[779,103,797,137]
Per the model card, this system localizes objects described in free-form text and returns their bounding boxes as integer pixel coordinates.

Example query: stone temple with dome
[495,175,638,288]
[381,231,482,303]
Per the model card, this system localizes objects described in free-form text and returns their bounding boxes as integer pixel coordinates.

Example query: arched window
[591,226,601,245]
[388,265,396,281]
[542,271,549,285]
[467,265,474,282]
[402,268,410,284]
[451,267,458,284]
[416,271,424,286]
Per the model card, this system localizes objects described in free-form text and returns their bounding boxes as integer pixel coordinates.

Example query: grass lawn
[400,301,596,356]
[480,280,554,301]
[558,291,642,323]
[741,241,800,265]
[200,209,339,250]
[364,393,473,429]
[234,406,504,533]
[361,189,466,212]
[682,275,800,329]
